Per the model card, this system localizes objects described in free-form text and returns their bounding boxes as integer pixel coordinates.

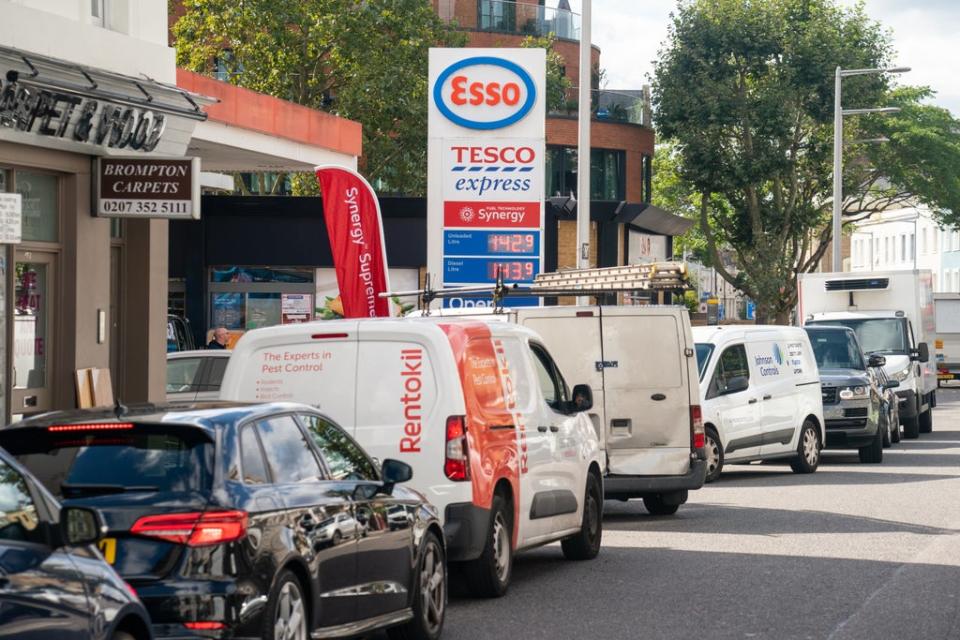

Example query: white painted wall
[0,0,174,81]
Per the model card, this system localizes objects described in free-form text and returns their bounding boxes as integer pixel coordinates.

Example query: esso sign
[434,56,536,131]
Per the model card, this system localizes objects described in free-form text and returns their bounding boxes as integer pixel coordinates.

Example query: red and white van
[219,318,604,596]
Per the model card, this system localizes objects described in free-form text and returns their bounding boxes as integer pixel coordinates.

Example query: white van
[692,325,825,481]
[411,305,707,515]
[219,318,604,597]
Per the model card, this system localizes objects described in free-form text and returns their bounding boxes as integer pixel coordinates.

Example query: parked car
[805,325,892,463]
[693,325,825,482]
[166,349,231,402]
[0,446,153,640]
[872,361,902,446]
[0,403,446,640]
[219,318,605,598]
[166,315,196,353]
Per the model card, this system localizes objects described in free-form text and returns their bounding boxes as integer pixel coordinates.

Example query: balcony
[550,89,649,127]
[475,0,581,41]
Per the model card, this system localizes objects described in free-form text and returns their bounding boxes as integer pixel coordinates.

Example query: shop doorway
[12,250,56,415]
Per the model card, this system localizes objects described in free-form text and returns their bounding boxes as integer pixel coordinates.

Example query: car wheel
[263,570,308,640]
[704,427,724,483]
[332,530,342,546]
[464,494,512,598]
[388,531,446,640]
[882,414,892,448]
[562,473,603,560]
[858,424,884,464]
[891,409,901,443]
[643,494,680,516]
[903,415,920,439]
[790,420,821,474]
[919,408,933,434]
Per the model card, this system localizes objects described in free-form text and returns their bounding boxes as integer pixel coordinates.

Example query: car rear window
[2,426,214,500]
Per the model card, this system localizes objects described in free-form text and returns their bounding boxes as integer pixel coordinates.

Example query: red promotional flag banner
[315,166,392,318]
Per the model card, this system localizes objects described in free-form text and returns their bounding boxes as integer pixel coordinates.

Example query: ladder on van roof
[382,262,691,313]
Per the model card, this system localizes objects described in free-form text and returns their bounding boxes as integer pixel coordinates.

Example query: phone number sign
[94,157,201,220]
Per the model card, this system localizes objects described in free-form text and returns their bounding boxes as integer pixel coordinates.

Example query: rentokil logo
[434,57,537,130]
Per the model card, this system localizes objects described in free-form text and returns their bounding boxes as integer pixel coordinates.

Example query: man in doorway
[207,327,229,350]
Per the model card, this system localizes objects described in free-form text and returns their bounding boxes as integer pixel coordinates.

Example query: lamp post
[831,65,909,271]
[576,0,591,303]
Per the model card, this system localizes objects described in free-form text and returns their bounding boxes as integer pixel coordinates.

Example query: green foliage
[172,0,464,196]
[653,0,960,323]
[521,34,571,113]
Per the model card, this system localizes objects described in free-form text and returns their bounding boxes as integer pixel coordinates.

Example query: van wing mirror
[723,376,749,395]
[883,380,900,390]
[916,342,930,363]
[868,354,887,368]
[570,384,594,413]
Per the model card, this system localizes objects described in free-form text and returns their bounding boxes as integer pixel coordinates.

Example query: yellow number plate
[97,537,117,564]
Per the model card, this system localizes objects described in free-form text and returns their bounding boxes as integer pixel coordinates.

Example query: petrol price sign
[428,49,546,307]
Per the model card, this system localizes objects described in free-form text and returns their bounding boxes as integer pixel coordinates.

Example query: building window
[91,0,106,27]
[209,267,315,332]
[478,0,516,32]
[909,234,915,262]
[873,238,879,265]
[921,228,928,254]
[16,171,59,243]
[546,146,626,201]
[900,235,906,262]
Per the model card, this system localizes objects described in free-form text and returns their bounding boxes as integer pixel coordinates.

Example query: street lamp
[831,66,910,271]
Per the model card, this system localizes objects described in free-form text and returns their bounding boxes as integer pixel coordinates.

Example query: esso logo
[434,57,536,130]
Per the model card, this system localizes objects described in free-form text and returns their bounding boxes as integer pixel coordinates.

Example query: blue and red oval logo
[434,57,537,130]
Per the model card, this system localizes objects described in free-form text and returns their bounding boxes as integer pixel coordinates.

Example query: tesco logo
[434,57,537,130]
[451,146,536,164]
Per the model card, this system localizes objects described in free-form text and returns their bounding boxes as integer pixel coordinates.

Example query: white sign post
[428,48,546,308]
[0,193,22,244]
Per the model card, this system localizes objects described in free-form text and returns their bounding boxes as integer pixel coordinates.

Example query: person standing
[207,327,229,350]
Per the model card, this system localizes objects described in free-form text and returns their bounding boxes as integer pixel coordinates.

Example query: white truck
[934,294,960,387]
[798,270,937,439]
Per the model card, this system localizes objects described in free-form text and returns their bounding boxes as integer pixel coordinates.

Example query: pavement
[435,386,960,640]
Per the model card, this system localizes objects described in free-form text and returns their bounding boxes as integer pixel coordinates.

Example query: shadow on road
[601,501,960,536]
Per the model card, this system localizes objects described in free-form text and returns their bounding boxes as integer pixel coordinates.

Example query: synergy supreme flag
[315,166,392,318]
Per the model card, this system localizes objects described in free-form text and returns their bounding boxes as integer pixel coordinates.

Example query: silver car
[166,349,231,402]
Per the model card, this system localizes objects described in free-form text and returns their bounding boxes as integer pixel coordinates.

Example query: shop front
[0,44,208,419]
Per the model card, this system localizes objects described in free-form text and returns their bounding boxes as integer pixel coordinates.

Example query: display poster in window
[281,294,313,324]
[246,294,281,329]
[0,193,21,244]
[211,293,244,330]
[428,49,546,309]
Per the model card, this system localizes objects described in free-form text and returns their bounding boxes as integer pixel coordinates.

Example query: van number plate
[595,361,619,371]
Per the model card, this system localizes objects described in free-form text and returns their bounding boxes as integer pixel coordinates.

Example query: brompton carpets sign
[94,157,201,220]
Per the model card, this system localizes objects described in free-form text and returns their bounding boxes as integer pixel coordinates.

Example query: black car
[0,446,153,640]
[0,402,446,640]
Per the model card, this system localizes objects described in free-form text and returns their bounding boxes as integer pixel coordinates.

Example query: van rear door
[597,308,691,475]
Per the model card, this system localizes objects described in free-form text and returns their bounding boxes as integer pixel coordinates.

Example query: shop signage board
[93,157,201,220]
[0,193,22,243]
[428,49,546,308]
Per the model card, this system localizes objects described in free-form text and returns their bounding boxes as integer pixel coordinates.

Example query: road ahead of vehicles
[422,387,960,640]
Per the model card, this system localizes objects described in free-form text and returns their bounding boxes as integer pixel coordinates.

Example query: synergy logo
[434,57,537,130]
[459,206,475,223]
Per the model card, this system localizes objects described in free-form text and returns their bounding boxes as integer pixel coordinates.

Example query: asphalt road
[436,387,960,640]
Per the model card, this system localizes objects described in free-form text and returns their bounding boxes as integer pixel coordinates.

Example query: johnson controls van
[410,306,707,516]
[693,326,825,481]
[219,318,604,597]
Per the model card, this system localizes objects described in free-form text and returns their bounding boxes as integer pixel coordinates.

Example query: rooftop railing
[475,0,581,41]
[549,89,649,126]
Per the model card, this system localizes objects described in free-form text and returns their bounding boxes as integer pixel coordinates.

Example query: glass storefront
[208,266,315,334]
[546,146,626,201]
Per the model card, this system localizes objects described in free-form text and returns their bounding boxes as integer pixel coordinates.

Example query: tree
[521,34,572,113]
[172,0,464,196]
[653,0,960,323]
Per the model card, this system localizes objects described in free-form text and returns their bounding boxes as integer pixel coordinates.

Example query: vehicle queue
[0,267,940,640]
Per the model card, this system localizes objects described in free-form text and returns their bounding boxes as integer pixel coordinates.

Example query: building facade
[850,206,960,293]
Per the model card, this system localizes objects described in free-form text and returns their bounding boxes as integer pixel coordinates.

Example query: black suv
[0,446,153,640]
[0,403,446,640]
[805,326,897,463]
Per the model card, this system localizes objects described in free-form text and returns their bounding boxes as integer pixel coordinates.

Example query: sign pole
[576,0,592,304]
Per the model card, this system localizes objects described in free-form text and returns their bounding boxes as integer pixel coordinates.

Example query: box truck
[935,294,960,386]
[798,270,936,439]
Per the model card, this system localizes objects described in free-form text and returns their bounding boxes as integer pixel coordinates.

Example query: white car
[166,349,231,402]
[693,325,825,481]
[219,318,604,597]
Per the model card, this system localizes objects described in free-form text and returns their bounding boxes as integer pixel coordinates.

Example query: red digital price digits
[487,233,535,254]
[487,261,535,281]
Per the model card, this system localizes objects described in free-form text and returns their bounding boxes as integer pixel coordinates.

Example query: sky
[555,0,959,116]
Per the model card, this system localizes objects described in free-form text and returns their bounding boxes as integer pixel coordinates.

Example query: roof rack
[382,262,691,313]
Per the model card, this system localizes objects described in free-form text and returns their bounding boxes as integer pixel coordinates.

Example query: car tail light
[131,510,248,546]
[47,422,134,432]
[444,416,470,481]
[690,405,705,449]
[184,622,226,631]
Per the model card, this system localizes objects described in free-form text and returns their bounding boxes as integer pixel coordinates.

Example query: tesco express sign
[433,57,537,130]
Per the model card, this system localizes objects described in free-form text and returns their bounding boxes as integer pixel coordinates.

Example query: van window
[710,344,749,397]
[530,344,569,411]
[255,416,323,483]
[695,343,714,380]
[240,424,269,484]
[807,318,908,355]
[300,414,378,481]
[809,331,865,370]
